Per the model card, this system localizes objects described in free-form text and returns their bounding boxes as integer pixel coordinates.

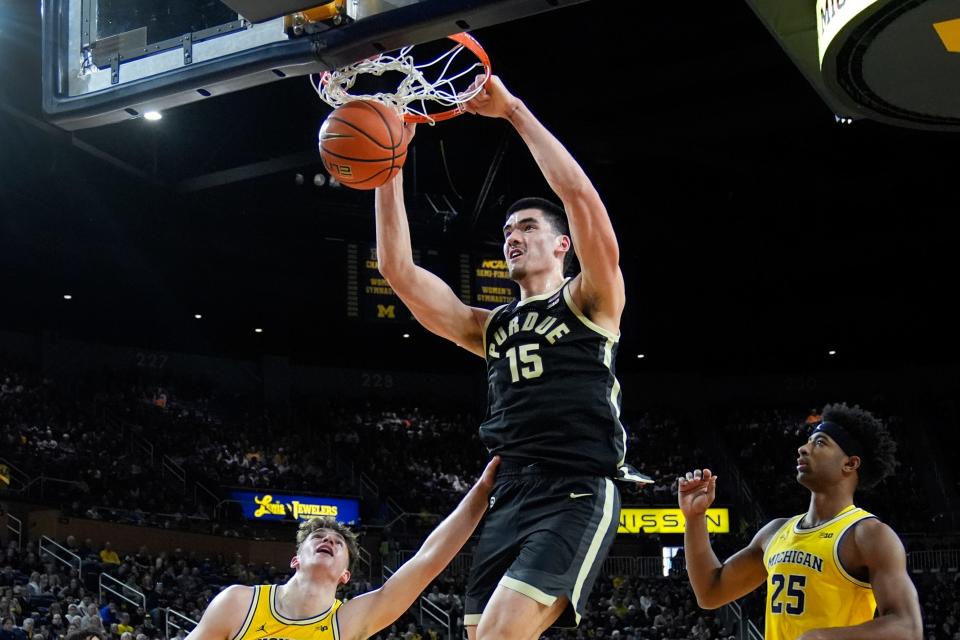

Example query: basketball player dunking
[679,403,922,640]
[375,75,650,640]
[186,458,498,640]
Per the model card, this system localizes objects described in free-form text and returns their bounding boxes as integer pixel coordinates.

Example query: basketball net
[312,33,491,124]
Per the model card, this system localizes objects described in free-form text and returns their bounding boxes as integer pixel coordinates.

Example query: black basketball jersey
[479,278,629,477]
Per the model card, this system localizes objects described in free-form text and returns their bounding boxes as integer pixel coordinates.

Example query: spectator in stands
[97,603,116,627]
[36,577,53,598]
[1,598,20,624]
[48,615,65,638]
[0,618,22,640]
[117,613,133,636]
[79,540,96,562]
[58,578,82,601]
[81,616,103,636]
[42,571,61,593]
[132,547,151,571]
[64,537,80,556]
[99,544,120,566]
[7,589,25,619]
[64,605,81,627]
[78,606,98,632]
[140,615,157,638]
[25,574,41,598]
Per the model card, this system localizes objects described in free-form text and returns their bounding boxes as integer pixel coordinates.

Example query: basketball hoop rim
[318,32,491,124]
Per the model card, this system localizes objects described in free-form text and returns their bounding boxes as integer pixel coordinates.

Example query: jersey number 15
[505,344,543,383]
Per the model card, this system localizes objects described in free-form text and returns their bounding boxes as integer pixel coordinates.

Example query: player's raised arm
[375,150,489,356]
[184,585,252,640]
[678,469,776,609]
[464,76,625,329]
[335,457,499,640]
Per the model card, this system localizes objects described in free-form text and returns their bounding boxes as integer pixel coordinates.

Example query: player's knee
[475,617,526,640]
[475,598,565,640]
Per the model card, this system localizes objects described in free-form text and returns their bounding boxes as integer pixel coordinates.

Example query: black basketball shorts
[463,462,622,629]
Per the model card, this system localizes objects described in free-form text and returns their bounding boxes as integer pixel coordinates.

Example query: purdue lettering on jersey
[479,279,628,477]
[763,505,878,640]
[233,585,343,640]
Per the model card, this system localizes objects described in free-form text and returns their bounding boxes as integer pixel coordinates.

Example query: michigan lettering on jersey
[767,549,825,573]
[488,311,570,358]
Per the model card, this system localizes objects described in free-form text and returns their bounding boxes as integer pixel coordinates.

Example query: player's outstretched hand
[677,468,717,518]
[463,75,520,120]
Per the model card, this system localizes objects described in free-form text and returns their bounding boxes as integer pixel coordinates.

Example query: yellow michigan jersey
[763,505,877,640]
[233,585,343,640]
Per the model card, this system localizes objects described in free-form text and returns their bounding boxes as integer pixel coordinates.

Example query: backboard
[42,0,588,130]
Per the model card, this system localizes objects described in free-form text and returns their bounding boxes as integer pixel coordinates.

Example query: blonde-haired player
[186,457,498,640]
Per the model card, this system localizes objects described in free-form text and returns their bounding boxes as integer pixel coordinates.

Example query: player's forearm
[799,613,922,640]
[337,483,490,640]
[414,481,490,572]
[506,101,594,201]
[374,174,415,278]
[683,514,727,608]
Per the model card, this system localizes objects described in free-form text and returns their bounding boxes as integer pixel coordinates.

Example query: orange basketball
[318,100,408,190]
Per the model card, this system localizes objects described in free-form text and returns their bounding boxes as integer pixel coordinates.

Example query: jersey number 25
[770,574,806,615]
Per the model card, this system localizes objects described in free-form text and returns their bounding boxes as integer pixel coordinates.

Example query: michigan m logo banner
[377,304,396,319]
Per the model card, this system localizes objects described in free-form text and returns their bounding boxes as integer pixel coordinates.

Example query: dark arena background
[2,1,960,639]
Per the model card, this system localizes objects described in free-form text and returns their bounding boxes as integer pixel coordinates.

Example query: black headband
[812,421,865,460]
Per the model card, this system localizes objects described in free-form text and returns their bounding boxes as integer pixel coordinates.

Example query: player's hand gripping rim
[462,75,521,120]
